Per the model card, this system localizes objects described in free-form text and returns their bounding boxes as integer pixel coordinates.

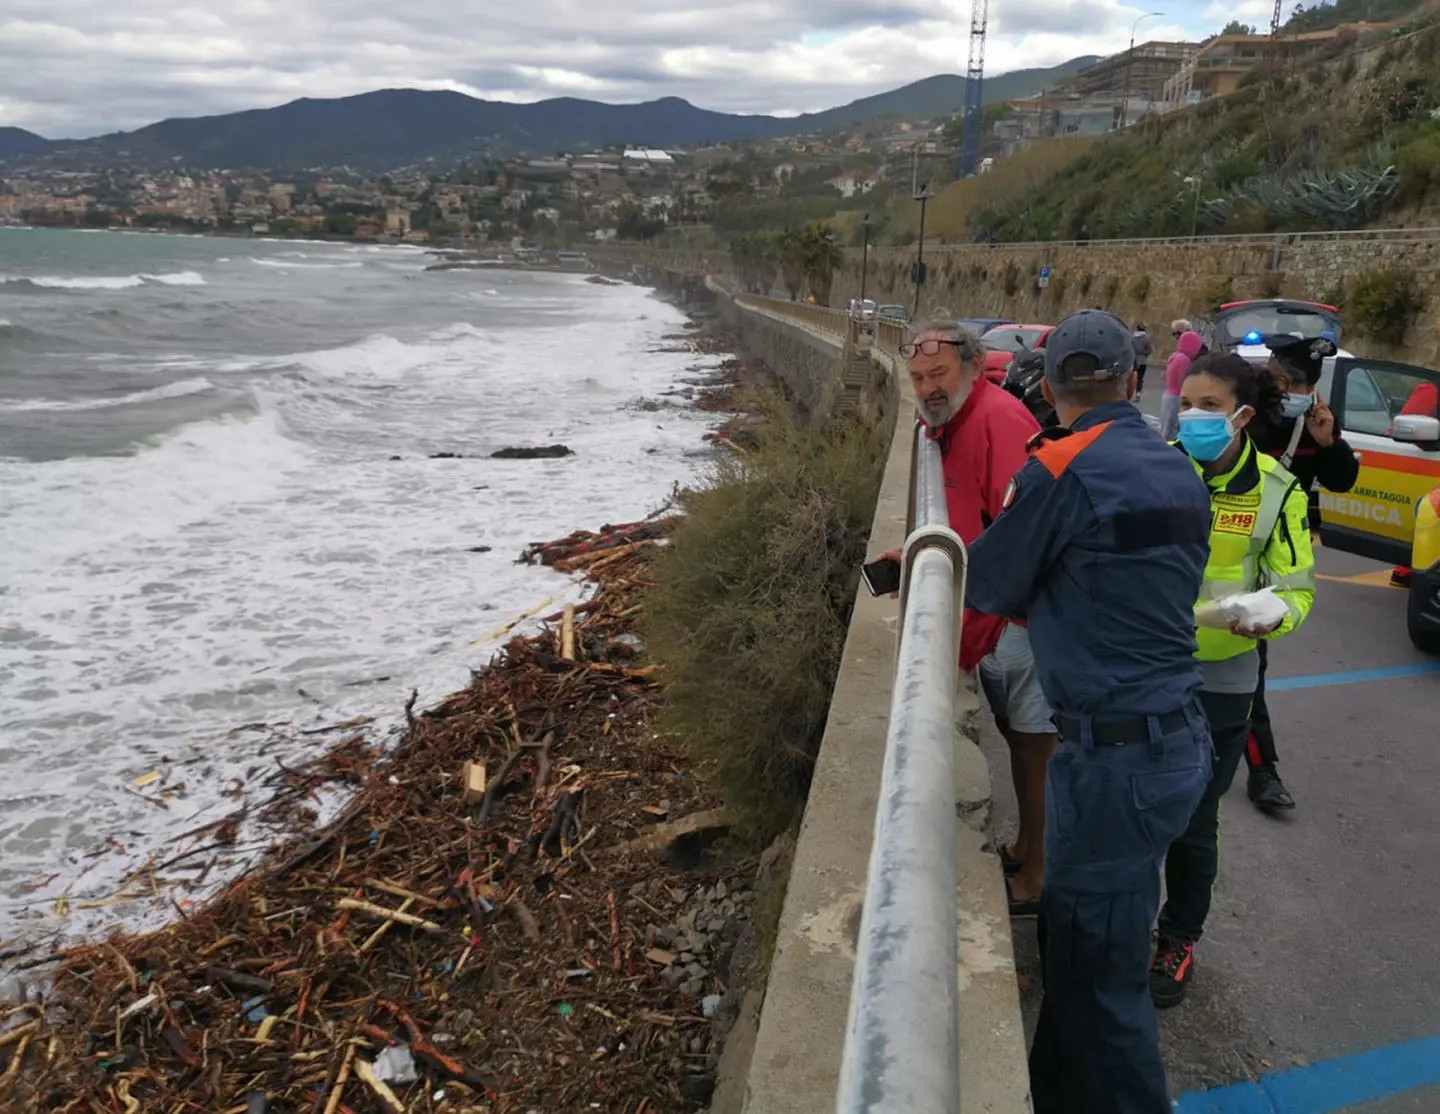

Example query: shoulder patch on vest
[1032,422,1112,478]
[1002,478,1018,510]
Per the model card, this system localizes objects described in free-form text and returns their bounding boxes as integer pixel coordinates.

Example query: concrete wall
[598,235,1440,366]
[713,289,844,427]
[698,295,1030,1114]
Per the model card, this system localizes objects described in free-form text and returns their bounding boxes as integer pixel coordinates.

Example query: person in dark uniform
[965,309,1214,1113]
[1243,334,1359,811]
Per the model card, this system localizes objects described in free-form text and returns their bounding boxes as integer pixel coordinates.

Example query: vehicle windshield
[878,305,907,318]
[983,326,1045,351]
[1215,303,1341,348]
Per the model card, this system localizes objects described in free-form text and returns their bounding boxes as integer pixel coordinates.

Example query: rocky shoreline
[0,301,790,1114]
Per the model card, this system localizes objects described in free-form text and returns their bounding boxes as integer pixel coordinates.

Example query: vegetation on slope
[646,398,886,840]
[880,15,1440,244]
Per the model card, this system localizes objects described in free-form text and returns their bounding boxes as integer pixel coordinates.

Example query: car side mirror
[1391,414,1440,443]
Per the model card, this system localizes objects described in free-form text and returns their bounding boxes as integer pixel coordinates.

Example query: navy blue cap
[1044,309,1136,384]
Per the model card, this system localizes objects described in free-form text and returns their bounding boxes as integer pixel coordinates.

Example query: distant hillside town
[0,14,1411,248]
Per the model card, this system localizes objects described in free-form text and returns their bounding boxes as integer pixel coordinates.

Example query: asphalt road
[983,540,1440,1110]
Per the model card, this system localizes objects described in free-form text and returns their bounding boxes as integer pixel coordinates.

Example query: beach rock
[429,452,465,459]
[467,546,493,553]
[489,444,574,460]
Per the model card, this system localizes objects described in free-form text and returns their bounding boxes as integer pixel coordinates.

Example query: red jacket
[927,375,1041,671]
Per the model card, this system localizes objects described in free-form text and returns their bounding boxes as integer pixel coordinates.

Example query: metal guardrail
[835,422,967,1114]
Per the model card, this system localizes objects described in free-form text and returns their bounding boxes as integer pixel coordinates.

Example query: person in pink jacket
[1160,326,1204,441]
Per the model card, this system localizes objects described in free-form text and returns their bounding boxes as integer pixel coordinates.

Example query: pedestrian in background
[964,309,1213,1113]
[1160,322,1202,441]
[1131,322,1154,401]
[1150,353,1316,1008]
[1241,334,1358,812]
[874,312,1058,917]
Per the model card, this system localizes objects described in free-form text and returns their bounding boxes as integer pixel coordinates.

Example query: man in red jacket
[882,312,1055,915]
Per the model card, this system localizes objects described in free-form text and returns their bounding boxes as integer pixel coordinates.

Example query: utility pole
[1119,12,1163,131]
[912,185,933,317]
[859,214,875,306]
[958,0,988,178]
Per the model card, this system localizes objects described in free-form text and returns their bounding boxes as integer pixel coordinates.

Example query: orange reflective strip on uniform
[1032,422,1112,478]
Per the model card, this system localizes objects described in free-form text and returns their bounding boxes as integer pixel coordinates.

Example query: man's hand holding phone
[862,550,903,598]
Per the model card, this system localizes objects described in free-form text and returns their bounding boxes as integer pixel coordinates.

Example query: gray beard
[919,382,970,429]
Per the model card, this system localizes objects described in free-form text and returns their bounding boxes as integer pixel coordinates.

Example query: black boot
[1248,764,1296,811]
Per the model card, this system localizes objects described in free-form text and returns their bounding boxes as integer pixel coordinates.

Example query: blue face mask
[1280,393,1315,420]
[1178,407,1245,462]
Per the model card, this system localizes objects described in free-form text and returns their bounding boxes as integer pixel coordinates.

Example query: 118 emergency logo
[1213,509,1257,535]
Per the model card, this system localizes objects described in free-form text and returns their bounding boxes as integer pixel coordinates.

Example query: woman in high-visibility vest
[1149,352,1317,1009]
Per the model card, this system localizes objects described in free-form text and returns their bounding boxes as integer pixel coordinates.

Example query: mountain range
[0,57,1097,171]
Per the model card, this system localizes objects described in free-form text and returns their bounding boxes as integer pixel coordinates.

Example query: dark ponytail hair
[1184,353,1284,421]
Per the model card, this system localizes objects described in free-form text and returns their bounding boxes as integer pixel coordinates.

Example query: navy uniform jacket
[965,402,1212,715]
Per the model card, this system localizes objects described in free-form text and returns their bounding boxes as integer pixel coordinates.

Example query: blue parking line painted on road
[1173,1034,1440,1114]
[1267,661,1440,692]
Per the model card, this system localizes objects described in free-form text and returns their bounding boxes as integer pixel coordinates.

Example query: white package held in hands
[1194,587,1290,631]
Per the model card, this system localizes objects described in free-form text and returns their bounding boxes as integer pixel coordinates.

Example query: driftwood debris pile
[1,524,749,1114]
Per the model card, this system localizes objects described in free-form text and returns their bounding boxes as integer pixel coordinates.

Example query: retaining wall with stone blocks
[601,235,1440,367]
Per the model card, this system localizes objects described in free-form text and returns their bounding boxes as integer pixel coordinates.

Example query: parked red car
[980,323,1053,384]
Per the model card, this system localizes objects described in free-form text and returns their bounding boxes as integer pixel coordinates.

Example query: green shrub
[1102,275,1122,306]
[1003,261,1021,297]
[645,399,887,840]
[1049,271,1069,305]
[1394,132,1440,207]
[1079,272,1094,297]
[1347,265,1426,341]
[1201,276,1235,313]
[1130,275,1152,302]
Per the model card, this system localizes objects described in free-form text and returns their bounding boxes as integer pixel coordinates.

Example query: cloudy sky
[2,0,1275,138]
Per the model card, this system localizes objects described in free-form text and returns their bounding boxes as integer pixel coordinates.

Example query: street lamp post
[1183,175,1202,238]
[860,214,875,306]
[1120,11,1163,131]
[912,185,933,317]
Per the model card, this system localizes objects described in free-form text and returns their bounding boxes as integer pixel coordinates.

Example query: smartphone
[861,556,902,597]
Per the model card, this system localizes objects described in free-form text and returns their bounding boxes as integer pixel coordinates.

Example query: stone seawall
[598,234,1440,367]
[712,292,843,426]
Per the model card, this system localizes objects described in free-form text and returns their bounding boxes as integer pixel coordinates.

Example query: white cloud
[0,0,1231,138]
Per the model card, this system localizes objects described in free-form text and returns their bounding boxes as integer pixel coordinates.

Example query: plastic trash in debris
[373,1042,418,1084]
[701,994,723,1019]
[610,633,645,657]
[240,996,269,1023]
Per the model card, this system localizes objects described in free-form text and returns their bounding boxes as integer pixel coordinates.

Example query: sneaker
[1248,764,1296,811]
[1150,934,1196,1008]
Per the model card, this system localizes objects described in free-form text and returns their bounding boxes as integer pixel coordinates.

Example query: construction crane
[1271,0,1283,38]
[959,0,988,180]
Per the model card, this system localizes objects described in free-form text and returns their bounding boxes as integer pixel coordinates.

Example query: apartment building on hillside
[1162,21,1395,111]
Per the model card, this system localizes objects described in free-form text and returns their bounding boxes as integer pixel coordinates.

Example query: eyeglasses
[900,338,966,359]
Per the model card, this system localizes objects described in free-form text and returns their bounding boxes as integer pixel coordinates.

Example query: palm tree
[752,233,779,296]
[800,223,845,306]
[777,226,808,301]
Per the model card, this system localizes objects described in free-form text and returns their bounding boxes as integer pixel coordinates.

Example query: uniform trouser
[1244,639,1279,769]
[1029,700,1212,1114]
[1157,690,1254,941]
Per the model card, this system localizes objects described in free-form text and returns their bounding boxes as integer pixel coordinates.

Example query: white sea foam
[0,271,207,290]
[0,277,732,943]
[0,377,216,413]
[249,257,364,270]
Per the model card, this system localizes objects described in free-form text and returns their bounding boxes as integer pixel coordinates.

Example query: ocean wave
[0,271,207,290]
[0,378,216,413]
[249,258,363,270]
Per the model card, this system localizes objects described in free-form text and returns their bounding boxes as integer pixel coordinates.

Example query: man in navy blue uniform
[966,310,1214,1112]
